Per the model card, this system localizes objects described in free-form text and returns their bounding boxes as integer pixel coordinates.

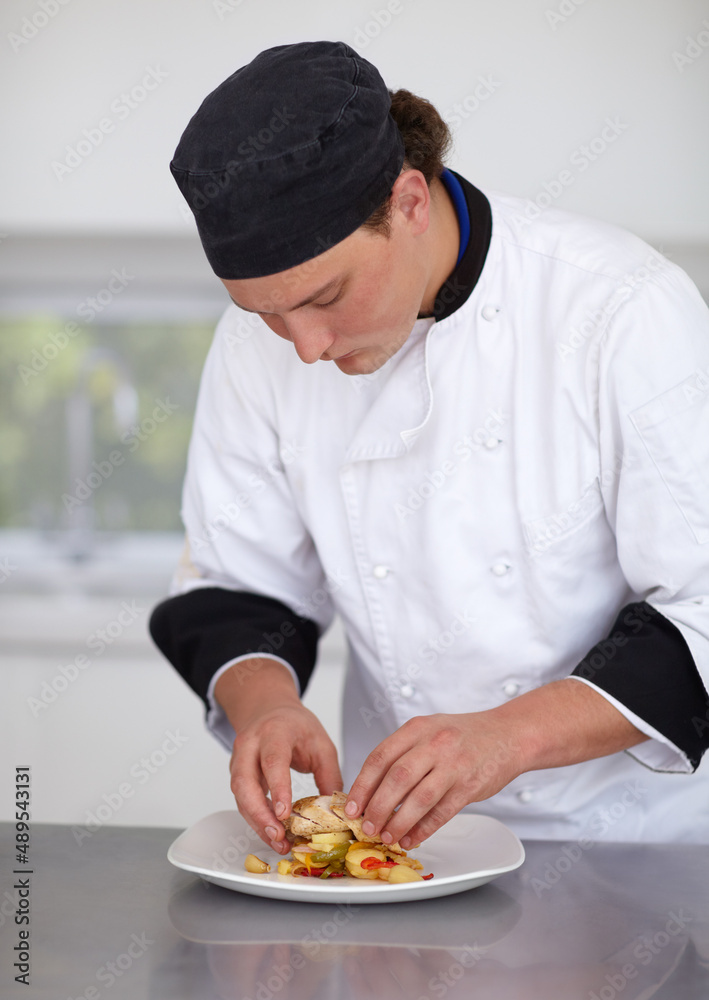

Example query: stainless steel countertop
[2,822,708,998]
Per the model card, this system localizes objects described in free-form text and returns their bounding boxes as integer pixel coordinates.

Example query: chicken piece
[284,792,413,854]
[282,795,351,838]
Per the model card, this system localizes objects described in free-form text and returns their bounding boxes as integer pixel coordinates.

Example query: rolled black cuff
[149,587,320,710]
[571,601,709,770]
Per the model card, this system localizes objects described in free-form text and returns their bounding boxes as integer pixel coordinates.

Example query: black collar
[418,171,492,323]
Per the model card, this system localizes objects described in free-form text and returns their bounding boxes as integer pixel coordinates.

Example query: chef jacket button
[491,562,511,577]
[502,681,519,698]
[516,788,534,804]
[373,564,390,579]
[481,304,499,321]
[485,437,501,450]
[399,683,416,698]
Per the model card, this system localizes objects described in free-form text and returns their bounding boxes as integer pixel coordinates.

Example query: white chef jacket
[172,188,709,843]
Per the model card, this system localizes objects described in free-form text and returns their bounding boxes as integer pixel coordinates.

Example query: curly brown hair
[360,88,453,238]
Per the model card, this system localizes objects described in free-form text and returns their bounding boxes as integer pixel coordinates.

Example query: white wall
[1,0,708,244]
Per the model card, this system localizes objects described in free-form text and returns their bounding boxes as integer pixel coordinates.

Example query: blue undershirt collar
[440,167,471,267]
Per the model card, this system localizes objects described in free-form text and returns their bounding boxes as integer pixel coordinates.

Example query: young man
[151,40,709,853]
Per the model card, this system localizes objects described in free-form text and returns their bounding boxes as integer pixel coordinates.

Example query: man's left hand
[344,711,524,849]
[344,679,648,848]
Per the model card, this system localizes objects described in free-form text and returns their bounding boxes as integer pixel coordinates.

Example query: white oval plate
[167,810,525,905]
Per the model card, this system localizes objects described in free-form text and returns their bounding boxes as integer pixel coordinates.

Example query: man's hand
[344,678,648,849]
[344,711,523,850]
[229,701,342,853]
[214,658,342,854]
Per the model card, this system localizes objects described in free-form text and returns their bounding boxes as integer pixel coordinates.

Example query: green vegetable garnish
[309,844,349,864]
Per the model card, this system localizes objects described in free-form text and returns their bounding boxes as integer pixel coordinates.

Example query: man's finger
[313,747,343,798]
[357,747,433,837]
[378,770,453,846]
[231,747,288,852]
[345,725,419,818]
[396,788,464,849]
[258,740,296,836]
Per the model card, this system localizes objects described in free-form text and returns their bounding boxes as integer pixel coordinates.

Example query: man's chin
[334,350,373,374]
[333,347,394,376]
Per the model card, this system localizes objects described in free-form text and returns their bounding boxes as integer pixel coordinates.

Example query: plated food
[170,809,525,904]
[244,792,433,883]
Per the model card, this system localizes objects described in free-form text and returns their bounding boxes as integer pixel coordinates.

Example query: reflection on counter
[164,840,709,1000]
[168,878,521,1000]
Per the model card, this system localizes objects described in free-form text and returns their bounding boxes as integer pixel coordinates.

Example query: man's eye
[314,293,341,309]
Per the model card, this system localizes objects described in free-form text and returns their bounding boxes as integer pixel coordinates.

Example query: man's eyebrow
[229,277,343,314]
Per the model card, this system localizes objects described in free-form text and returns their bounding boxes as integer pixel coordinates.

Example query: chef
[151,40,709,854]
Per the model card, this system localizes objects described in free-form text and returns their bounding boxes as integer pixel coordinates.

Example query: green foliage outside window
[0,316,213,531]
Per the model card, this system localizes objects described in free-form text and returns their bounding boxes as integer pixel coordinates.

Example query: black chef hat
[170,40,405,279]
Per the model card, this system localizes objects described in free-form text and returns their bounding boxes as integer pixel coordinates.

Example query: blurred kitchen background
[1,0,708,830]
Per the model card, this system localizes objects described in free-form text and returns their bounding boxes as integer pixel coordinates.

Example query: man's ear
[390,169,431,235]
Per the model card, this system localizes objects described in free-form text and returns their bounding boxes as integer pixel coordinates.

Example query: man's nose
[284,314,336,364]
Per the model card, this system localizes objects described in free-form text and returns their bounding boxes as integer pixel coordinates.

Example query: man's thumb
[314,755,343,796]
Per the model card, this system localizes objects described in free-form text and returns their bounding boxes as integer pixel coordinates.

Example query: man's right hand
[214,657,343,854]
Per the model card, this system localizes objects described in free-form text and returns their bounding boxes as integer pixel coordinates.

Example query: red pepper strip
[422,873,434,880]
[360,857,397,870]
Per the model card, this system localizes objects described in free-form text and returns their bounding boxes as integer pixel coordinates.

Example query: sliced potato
[344,847,387,880]
[345,847,387,863]
[395,855,424,870]
[388,864,424,883]
[310,832,353,845]
[277,860,293,876]
[344,847,385,879]
[344,861,379,880]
